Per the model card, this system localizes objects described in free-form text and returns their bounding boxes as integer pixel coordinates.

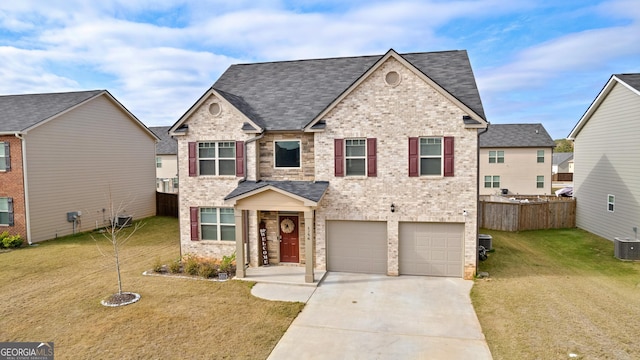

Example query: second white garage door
[399,222,464,277]
[326,220,387,274]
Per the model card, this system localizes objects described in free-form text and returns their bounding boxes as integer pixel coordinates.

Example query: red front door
[279,216,299,263]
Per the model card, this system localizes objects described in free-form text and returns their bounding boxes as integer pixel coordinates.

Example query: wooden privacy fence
[479,197,575,231]
[156,192,178,218]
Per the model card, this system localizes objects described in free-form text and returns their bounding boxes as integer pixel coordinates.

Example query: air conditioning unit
[479,234,493,251]
[117,215,133,227]
[614,237,640,260]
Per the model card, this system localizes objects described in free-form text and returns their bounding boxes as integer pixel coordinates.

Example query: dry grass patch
[472,228,640,359]
[0,217,303,359]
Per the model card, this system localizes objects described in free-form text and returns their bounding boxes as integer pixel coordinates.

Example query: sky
[1,0,638,139]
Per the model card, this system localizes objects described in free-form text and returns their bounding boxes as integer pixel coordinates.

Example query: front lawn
[472,228,640,359]
[0,217,303,359]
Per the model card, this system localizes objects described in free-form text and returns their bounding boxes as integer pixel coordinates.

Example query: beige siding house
[150,126,178,193]
[568,74,640,241]
[170,49,488,281]
[479,124,555,196]
[0,90,158,244]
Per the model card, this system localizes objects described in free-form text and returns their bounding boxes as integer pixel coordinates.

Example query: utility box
[67,212,78,222]
[614,237,640,260]
[479,234,493,251]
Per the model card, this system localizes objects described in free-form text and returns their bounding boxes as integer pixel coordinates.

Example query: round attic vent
[385,71,401,86]
[208,102,222,116]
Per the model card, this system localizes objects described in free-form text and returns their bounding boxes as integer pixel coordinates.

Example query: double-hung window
[0,198,13,226]
[198,208,235,241]
[345,139,366,176]
[198,142,235,176]
[274,140,300,168]
[607,195,615,212]
[0,142,9,171]
[489,150,504,163]
[484,176,500,188]
[156,156,162,168]
[536,175,544,188]
[420,137,442,176]
[537,150,545,163]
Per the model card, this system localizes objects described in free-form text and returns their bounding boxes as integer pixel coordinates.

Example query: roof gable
[568,73,640,139]
[479,123,556,148]
[172,49,487,133]
[0,90,103,133]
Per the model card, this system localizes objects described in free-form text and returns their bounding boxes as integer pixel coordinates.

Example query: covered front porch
[225,180,329,284]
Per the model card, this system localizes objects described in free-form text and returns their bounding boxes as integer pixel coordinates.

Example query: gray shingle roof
[616,73,640,92]
[211,50,485,131]
[0,90,103,132]
[224,180,329,203]
[479,124,556,148]
[149,126,177,155]
[552,152,573,165]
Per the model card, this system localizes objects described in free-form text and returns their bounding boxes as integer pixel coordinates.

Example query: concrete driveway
[267,272,492,360]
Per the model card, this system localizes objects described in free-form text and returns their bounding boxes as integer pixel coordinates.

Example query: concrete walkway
[264,272,492,360]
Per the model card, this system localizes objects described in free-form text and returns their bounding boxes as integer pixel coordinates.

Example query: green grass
[472,228,640,359]
[0,217,303,359]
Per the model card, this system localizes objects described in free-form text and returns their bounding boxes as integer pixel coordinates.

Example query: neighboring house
[0,90,158,244]
[479,124,555,196]
[150,126,178,193]
[568,73,640,241]
[169,49,488,282]
[552,152,573,174]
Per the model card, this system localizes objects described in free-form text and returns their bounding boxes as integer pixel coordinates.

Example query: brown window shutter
[408,137,419,177]
[190,207,199,241]
[188,142,197,177]
[235,141,244,177]
[334,138,344,177]
[367,138,377,177]
[444,136,454,177]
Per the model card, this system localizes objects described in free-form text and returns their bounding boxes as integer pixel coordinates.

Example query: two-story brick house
[169,49,488,281]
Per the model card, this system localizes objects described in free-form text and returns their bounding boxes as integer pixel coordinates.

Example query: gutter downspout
[15,133,32,245]
[476,123,489,274]
[240,132,264,267]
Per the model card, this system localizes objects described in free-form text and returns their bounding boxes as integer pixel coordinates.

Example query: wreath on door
[280,218,295,234]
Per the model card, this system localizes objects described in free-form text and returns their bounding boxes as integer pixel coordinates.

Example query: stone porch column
[304,210,315,283]
[235,210,245,278]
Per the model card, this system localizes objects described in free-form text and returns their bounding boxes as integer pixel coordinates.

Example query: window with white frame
[200,208,235,241]
[536,175,544,188]
[0,197,12,226]
[274,140,300,168]
[608,195,615,212]
[0,142,8,171]
[156,156,162,168]
[537,150,545,163]
[420,137,442,176]
[345,139,366,176]
[198,142,235,176]
[489,150,504,163]
[484,175,500,188]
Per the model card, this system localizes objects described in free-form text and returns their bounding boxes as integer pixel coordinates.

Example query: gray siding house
[170,49,488,281]
[0,90,158,244]
[568,74,640,241]
[479,123,555,196]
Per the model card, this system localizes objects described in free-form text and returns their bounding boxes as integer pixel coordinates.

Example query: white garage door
[399,222,464,277]
[327,220,387,274]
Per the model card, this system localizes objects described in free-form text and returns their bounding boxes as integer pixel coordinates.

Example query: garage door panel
[399,222,464,277]
[327,221,387,274]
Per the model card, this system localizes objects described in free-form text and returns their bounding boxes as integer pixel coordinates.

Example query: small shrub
[197,261,217,278]
[168,259,181,274]
[152,257,164,273]
[183,255,199,276]
[219,252,236,274]
[1,232,23,249]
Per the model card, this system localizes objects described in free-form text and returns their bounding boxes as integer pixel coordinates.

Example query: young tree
[93,192,144,303]
[554,139,574,153]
